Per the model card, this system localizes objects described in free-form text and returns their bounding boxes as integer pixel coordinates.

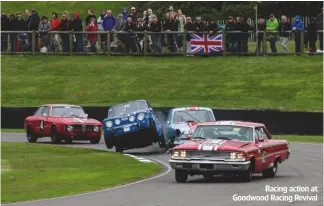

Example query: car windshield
[108,101,148,117]
[192,125,254,142]
[51,106,86,117]
[173,110,214,123]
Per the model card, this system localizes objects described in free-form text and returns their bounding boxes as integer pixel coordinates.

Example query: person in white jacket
[97,10,106,50]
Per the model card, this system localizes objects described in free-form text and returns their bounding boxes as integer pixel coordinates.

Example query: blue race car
[102,100,165,152]
[166,107,216,147]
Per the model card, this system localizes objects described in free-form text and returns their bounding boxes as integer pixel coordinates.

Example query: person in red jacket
[85,18,98,52]
[50,12,61,51]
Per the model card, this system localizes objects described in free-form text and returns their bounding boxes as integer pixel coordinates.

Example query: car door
[166,110,173,139]
[40,106,51,136]
[30,106,44,136]
[255,127,272,170]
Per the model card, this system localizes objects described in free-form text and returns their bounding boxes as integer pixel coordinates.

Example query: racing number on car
[40,120,44,131]
[261,150,266,164]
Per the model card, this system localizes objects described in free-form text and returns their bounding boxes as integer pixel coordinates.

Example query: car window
[255,127,269,140]
[167,110,172,123]
[34,106,44,116]
[42,106,50,116]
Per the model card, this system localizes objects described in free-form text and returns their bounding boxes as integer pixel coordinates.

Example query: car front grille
[186,151,230,159]
[71,125,94,131]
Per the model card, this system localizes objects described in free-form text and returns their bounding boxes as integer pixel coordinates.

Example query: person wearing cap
[38,16,51,50]
[316,8,323,51]
[97,10,107,50]
[60,11,72,53]
[194,17,207,32]
[111,14,126,51]
[71,12,84,52]
[149,15,162,54]
[85,17,98,52]
[266,14,279,53]
[165,6,176,21]
[85,9,96,26]
[28,8,40,31]
[128,7,137,23]
[292,15,304,55]
[1,11,9,51]
[184,16,196,55]
[225,15,238,53]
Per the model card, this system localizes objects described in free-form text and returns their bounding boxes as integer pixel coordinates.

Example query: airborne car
[169,121,290,183]
[166,107,215,147]
[102,100,164,152]
[24,104,102,144]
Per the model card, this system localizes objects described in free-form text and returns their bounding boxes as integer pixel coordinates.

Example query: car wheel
[104,136,114,149]
[262,161,278,178]
[50,127,62,144]
[240,163,253,182]
[65,137,73,144]
[90,137,101,144]
[26,127,37,143]
[175,170,188,183]
[115,141,123,153]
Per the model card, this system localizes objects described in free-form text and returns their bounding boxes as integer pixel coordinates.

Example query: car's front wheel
[240,162,253,182]
[175,170,188,183]
[90,136,101,144]
[104,136,114,149]
[262,161,278,178]
[50,127,62,144]
[26,127,37,143]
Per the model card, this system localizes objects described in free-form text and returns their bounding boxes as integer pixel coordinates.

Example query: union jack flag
[189,34,223,53]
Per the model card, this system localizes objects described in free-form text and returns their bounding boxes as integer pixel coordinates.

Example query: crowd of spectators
[1,6,323,54]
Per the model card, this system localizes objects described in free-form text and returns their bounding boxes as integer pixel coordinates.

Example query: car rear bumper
[169,159,250,172]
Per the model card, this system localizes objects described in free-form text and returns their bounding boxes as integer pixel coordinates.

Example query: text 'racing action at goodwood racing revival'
[102,100,166,153]
[169,121,290,183]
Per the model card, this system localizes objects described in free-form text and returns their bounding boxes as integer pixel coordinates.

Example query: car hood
[58,117,101,125]
[173,122,198,134]
[174,138,253,152]
[104,110,149,121]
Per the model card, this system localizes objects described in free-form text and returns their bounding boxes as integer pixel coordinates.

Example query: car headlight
[228,152,245,160]
[105,121,113,128]
[129,116,135,122]
[137,113,145,121]
[115,119,121,125]
[93,126,100,132]
[172,150,186,158]
[66,125,73,132]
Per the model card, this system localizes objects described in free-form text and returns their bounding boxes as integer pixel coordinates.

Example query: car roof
[109,100,148,108]
[198,121,265,128]
[40,104,81,107]
[171,107,213,112]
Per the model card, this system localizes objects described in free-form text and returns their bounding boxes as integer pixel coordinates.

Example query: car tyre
[115,140,123,153]
[65,137,73,144]
[175,170,188,183]
[26,127,37,143]
[104,136,114,149]
[262,161,278,178]
[240,163,253,182]
[90,137,101,144]
[51,127,62,144]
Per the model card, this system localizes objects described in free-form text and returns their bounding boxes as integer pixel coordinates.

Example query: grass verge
[2,56,322,111]
[1,142,162,203]
[1,129,323,143]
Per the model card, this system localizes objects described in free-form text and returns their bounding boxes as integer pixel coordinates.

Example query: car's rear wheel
[175,170,188,183]
[26,127,37,143]
[50,127,62,144]
[90,136,101,144]
[262,161,278,178]
[65,137,73,144]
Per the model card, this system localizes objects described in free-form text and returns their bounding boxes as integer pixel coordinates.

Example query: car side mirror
[149,108,153,111]
[257,137,265,142]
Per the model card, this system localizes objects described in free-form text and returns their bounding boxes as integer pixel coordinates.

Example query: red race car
[24,104,102,144]
[169,121,290,182]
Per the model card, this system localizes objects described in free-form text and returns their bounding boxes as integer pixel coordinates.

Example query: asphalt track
[2,133,323,206]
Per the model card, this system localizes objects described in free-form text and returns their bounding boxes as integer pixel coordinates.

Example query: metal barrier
[1,30,323,56]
